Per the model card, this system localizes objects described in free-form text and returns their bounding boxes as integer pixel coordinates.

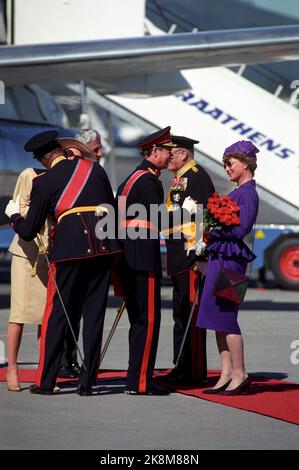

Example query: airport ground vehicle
[253,224,299,290]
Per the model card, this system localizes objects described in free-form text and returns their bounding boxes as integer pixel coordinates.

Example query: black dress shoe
[76,384,92,396]
[70,362,81,377]
[155,368,180,382]
[202,379,232,394]
[125,383,170,396]
[29,384,53,395]
[156,370,207,386]
[57,365,77,379]
[170,375,208,386]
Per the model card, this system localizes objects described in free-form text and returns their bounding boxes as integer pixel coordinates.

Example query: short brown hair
[223,152,257,176]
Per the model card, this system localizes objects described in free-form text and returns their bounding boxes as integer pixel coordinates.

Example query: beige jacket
[9,168,52,260]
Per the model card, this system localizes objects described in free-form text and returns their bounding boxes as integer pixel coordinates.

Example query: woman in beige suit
[6,167,51,391]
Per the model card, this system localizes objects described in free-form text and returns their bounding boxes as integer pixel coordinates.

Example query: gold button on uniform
[87,249,91,254]
[84,230,88,234]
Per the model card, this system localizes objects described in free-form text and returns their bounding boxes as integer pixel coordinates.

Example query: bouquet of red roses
[195,192,240,256]
[204,192,240,229]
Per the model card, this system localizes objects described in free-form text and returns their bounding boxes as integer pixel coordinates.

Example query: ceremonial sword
[98,300,126,367]
[175,282,200,368]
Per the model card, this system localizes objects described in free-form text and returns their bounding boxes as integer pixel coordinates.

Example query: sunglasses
[224,160,240,169]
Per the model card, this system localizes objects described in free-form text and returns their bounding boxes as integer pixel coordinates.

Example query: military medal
[170,177,188,192]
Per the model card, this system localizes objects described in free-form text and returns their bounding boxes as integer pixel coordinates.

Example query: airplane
[0,25,299,96]
[1,24,299,196]
[1,20,299,286]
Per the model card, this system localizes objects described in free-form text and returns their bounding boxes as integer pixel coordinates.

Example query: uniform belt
[120,220,158,231]
[58,205,108,224]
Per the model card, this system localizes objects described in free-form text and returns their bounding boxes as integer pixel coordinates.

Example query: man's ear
[182,149,189,162]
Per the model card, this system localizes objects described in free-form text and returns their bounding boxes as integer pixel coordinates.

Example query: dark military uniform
[10,133,120,393]
[165,151,215,383]
[117,159,163,393]
[116,127,174,394]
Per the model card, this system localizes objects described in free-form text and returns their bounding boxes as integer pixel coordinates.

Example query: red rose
[204,194,240,231]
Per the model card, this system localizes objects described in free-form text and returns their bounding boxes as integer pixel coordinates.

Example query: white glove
[182,196,197,215]
[194,240,207,256]
[5,194,21,218]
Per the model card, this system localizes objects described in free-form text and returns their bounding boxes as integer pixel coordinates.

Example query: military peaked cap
[171,135,199,151]
[24,130,60,159]
[137,126,175,151]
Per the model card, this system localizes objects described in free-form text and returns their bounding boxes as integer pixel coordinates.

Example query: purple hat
[223,140,259,158]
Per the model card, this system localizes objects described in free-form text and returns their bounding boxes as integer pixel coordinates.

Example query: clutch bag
[213,268,249,305]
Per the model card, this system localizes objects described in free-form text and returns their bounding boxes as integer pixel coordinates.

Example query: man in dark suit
[5,130,120,395]
[116,126,175,395]
[162,135,215,385]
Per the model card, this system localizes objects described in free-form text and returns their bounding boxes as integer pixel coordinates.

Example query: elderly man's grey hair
[75,129,101,145]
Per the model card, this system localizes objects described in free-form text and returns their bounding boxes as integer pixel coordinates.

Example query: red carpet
[167,371,299,426]
[1,368,298,425]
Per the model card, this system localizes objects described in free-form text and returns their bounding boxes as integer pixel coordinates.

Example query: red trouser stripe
[138,273,155,393]
[35,263,57,387]
[189,269,199,379]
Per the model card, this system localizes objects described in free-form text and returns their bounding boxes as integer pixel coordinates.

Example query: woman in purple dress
[196,140,259,395]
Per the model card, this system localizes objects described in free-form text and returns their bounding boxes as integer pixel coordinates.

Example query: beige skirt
[9,254,48,325]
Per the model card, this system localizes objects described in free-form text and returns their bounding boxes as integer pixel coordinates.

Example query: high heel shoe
[7,384,22,392]
[202,379,232,395]
[6,370,22,392]
[7,381,22,392]
[218,377,251,396]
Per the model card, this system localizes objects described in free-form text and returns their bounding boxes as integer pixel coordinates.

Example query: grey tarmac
[0,284,298,450]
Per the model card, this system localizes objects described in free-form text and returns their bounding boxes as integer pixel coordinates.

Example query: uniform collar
[176,159,197,178]
[50,156,66,168]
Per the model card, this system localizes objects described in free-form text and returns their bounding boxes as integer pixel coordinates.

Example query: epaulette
[34,168,47,175]
[33,171,46,180]
[147,167,160,177]
[191,166,199,173]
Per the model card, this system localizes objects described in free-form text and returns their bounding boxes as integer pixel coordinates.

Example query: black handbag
[213,268,250,305]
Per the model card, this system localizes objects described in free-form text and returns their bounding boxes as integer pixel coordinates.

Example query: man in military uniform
[5,130,120,395]
[56,132,108,379]
[162,135,215,385]
[116,126,174,395]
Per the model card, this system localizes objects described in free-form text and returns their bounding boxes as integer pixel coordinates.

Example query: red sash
[55,159,93,220]
[118,170,149,217]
